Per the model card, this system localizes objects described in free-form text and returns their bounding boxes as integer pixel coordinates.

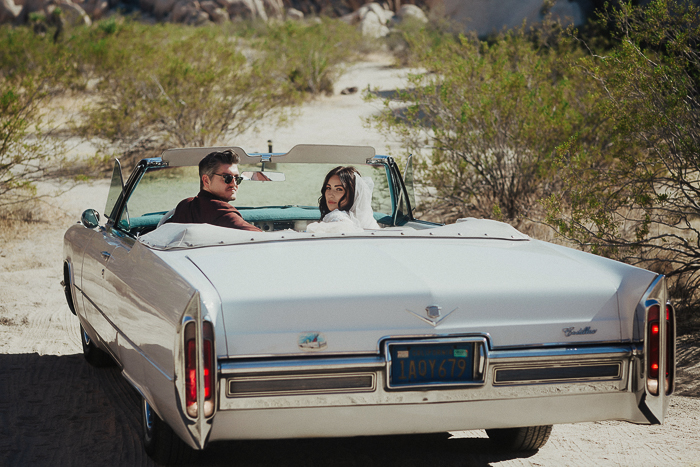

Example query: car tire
[80,324,113,367]
[485,425,553,451]
[142,398,195,465]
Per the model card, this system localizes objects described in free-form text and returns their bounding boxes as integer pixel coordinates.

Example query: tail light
[645,301,675,396]
[184,320,215,418]
[647,304,660,394]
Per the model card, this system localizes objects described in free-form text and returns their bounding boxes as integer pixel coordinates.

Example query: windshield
[116,162,394,232]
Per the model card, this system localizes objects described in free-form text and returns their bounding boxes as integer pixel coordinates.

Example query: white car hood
[162,224,657,357]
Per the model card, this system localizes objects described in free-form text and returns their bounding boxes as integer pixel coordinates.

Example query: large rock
[170,0,193,22]
[285,6,302,20]
[80,0,109,19]
[1,0,21,23]
[396,4,427,23]
[359,9,389,37]
[200,0,228,22]
[16,0,47,23]
[153,0,176,18]
[260,0,281,19]
[224,0,266,20]
[54,1,91,26]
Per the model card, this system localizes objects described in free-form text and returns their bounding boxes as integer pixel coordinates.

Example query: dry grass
[0,200,56,243]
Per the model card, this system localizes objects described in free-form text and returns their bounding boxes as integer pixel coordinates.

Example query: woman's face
[324,175,349,211]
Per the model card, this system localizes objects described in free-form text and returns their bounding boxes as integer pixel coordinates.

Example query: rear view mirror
[242,171,285,182]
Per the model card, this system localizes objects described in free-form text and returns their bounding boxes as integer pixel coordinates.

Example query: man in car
[166,149,262,231]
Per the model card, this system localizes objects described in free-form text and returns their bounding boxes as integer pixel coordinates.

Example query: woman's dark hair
[319,166,359,219]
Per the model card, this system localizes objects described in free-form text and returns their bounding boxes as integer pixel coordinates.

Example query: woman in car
[306,166,380,233]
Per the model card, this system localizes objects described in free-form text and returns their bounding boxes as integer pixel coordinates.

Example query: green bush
[258,18,365,95]
[370,23,596,227]
[75,19,301,166]
[0,26,73,211]
[543,0,700,315]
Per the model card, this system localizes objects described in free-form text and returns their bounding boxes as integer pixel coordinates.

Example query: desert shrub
[75,19,301,167]
[0,26,74,214]
[543,0,700,317]
[258,18,365,95]
[370,23,597,228]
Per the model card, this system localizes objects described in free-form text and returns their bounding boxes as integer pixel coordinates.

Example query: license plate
[388,341,476,388]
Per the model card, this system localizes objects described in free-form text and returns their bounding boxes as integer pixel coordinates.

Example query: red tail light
[184,322,198,417]
[183,320,215,418]
[647,304,660,394]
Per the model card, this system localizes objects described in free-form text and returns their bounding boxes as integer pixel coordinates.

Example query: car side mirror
[81,209,100,229]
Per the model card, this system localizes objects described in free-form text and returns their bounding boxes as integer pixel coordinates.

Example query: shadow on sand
[0,352,537,467]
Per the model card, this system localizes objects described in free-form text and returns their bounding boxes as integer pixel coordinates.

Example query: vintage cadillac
[62,145,676,464]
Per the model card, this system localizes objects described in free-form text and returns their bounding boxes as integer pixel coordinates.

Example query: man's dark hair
[199,149,240,190]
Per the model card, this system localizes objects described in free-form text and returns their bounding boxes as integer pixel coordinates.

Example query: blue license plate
[389,342,475,387]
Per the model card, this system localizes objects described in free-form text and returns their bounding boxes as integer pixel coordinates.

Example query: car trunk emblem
[405,305,457,327]
[298,332,327,350]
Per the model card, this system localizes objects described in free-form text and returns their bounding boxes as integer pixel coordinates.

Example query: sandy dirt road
[1,56,699,467]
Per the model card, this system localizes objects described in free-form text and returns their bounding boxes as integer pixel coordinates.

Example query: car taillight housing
[645,301,675,396]
[184,320,215,418]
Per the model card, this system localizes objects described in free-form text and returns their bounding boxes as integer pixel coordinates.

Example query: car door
[79,228,119,355]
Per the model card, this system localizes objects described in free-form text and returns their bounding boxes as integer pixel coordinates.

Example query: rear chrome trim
[220,356,385,375]
[494,361,622,385]
[227,372,376,398]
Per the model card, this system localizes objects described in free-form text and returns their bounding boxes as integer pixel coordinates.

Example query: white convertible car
[62,145,676,464]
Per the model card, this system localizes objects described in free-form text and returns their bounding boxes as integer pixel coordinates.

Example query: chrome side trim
[488,345,635,361]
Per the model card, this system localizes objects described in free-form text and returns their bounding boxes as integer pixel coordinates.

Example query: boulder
[396,4,427,23]
[16,0,47,23]
[200,0,227,22]
[285,6,302,20]
[54,1,91,26]
[153,0,176,18]
[358,2,392,25]
[0,0,21,23]
[80,0,109,19]
[170,0,194,22]
[260,0,281,19]
[359,9,388,37]
[208,5,228,21]
[224,0,266,20]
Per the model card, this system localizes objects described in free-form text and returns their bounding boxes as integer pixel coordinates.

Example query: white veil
[306,171,380,233]
[349,173,380,229]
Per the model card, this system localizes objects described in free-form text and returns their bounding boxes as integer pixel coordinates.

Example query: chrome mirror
[81,209,100,229]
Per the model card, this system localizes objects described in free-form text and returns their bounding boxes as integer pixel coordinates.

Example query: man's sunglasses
[213,173,244,185]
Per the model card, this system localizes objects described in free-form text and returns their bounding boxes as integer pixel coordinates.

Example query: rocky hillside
[1,0,434,27]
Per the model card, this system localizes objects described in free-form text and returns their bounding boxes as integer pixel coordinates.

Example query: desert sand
[1,54,699,467]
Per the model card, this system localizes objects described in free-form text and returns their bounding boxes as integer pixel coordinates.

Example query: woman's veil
[349,173,380,229]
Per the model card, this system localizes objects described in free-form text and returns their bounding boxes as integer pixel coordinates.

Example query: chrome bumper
[218,344,640,411]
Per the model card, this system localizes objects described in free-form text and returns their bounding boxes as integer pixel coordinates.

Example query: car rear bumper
[209,343,655,441]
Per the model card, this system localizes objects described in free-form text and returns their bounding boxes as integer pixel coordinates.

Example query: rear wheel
[485,425,553,451]
[142,398,195,465]
[80,324,113,367]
